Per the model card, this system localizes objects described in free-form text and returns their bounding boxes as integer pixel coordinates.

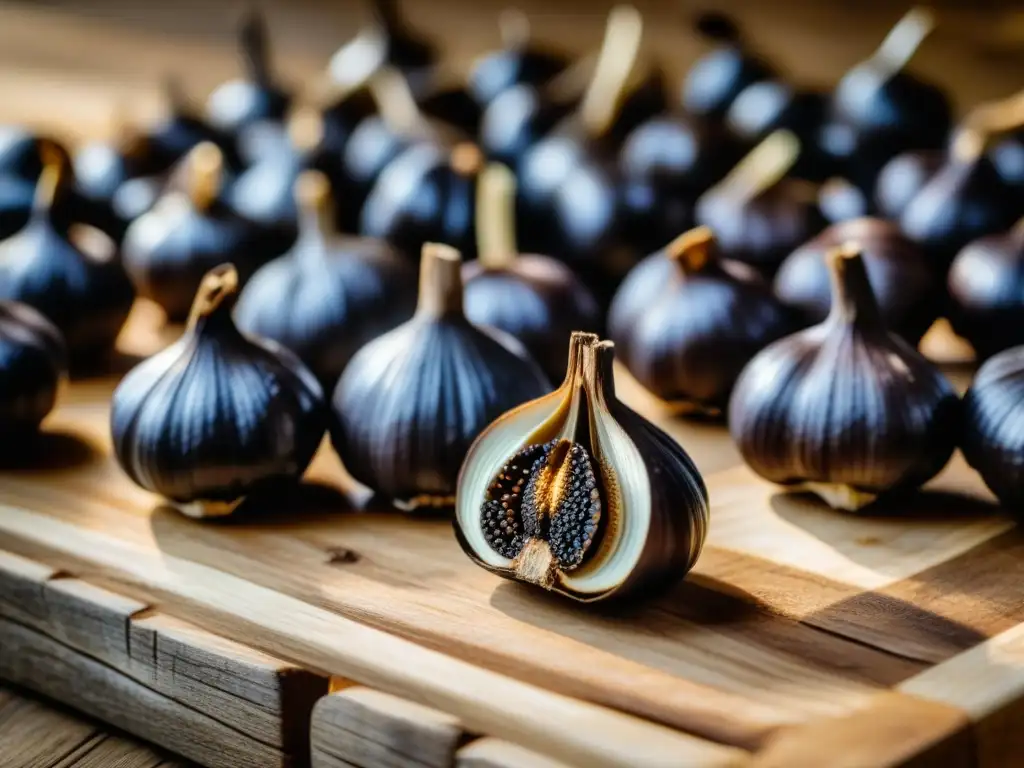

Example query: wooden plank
[310,688,467,768]
[0,551,328,768]
[0,513,749,768]
[455,738,573,768]
[899,621,1024,767]
[749,693,974,768]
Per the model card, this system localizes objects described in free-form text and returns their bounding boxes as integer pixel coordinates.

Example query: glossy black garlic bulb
[206,7,291,137]
[328,0,437,95]
[818,176,872,224]
[463,164,600,384]
[0,165,134,367]
[0,300,67,440]
[0,174,34,240]
[111,264,326,518]
[696,129,826,275]
[235,171,416,389]
[963,346,1024,511]
[775,217,938,345]
[874,148,943,220]
[947,220,1024,360]
[467,9,570,108]
[361,141,482,258]
[123,143,274,323]
[901,92,1024,269]
[0,126,58,181]
[729,245,959,511]
[611,226,795,415]
[820,7,951,191]
[455,331,709,603]
[680,12,776,120]
[991,128,1024,199]
[331,243,549,510]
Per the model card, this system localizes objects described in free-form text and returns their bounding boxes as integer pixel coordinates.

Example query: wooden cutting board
[0,303,1020,768]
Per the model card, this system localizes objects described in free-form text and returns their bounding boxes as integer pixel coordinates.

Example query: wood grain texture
[455,739,573,768]
[310,688,467,768]
[0,550,327,768]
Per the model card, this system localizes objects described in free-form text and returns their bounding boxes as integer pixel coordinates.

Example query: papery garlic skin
[728,246,960,510]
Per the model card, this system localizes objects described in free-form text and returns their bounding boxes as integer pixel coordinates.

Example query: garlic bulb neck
[187,142,224,212]
[188,263,239,329]
[711,129,799,205]
[295,171,337,261]
[873,7,934,80]
[240,7,271,84]
[665,226,714,275]
[476,163,519,270]
[288,108,326,153]
[953,88,1024,163]
[827,245,883,330]
[370,67,424,136]
[31,164,62,221]
[417,243,464,318]
[579,4,644,139]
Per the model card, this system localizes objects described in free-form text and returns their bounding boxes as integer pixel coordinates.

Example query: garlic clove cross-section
[456,332,709,603]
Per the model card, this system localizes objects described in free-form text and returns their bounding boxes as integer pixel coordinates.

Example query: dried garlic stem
[476,163,519,270]
[417,243,464,317]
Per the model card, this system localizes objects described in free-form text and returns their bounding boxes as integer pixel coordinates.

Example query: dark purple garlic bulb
[467,9,570,107]
[729,245,959,512]
[361,141,482,259]
[0,164,134,367]
[328,0,438,95]
[235,171,416,390]
[695,130,826,275]
[962,346,1024,511]
[680,12,776,120]
[110,264,327,519]
[775,217,938,345]
[611,226,795,414]
[818,177,872,224]
[122,143,273,323]
[819,8,951,192]
[206,7,291,137]
[463,164,600,384]
[0,300,67,439]
[0,174,35,240]
[331,243,549,511]
[874,149,943,220]
[947,220,1024,360]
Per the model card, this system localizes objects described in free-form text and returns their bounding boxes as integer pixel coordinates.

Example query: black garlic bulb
[874,149,943,220]
[0,174,35,240]
[729,245,959,511]
[991,129,1024,197]
[695,130,826,275]
[206,8,291,136]
[467,9,570,107]
[123,143,274,323]
[360,141,482,258]
[947,220,1024,360]
[331,243,549,510]
[962,347,1024,510]
[0,165,134,367]
[0,300,67,438]
[612,226,796,415]
[455,331,709,603]
[0,127,62,182]
[819,8,951,191]
[680,12,776,120]
[463,164,600,384]
[110,263,327,519]
[328,0,437,95]
[774,217,938,345]
[901,92,1024,269]
[818,177,871,224]
[235,171,416,389]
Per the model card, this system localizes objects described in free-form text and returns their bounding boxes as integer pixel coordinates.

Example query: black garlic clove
[0,300,67,438]
[774,217,939,346]
[0,164,134,368]
[110,263,327,519]
[729,244,960,511]
[235,171,417,390]
[612,226,796,415]
[463,164,600,384]
[947,220,1024,360]
[456,331,709,603]
[331,242,550,511]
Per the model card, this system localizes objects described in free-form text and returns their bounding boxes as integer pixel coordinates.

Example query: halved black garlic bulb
[962,347,1024,511]
[122,142,272,323]
[729,245,959,511]
[612,226,796,415]
[0,301,67,438]
[695,129,825,275]
[331,243,549,511]
[455,331,709,602]
[206,7,291,136]
[463,164,600,384]
[947,219,1024,360]
[0,165,134,366]
[774,217,938,346]
[235,171,416,389]
[110,264,327,519]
